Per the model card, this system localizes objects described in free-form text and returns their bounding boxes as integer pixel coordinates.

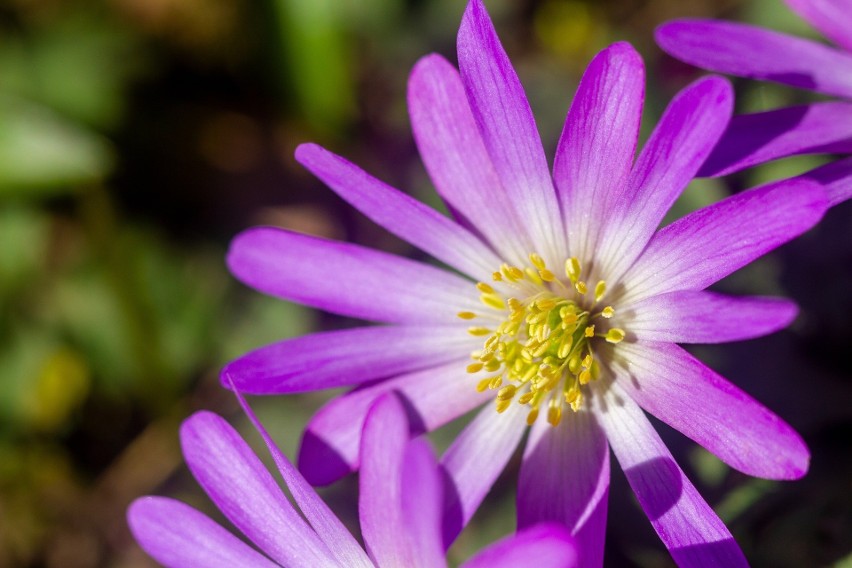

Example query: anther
[468,327,492,336]
[497,384,517,401]
[477,282,495,294]
[601,306,615,318]
[466,362,484,373]
[539,269,556,282]
[575,281,588,295]
[605,328,626,344]
[457,311,476,320]
[524,267,543,285]
[594,281,607,302]
[565,257,581,283]
[547,403,563,427]
[481,294,506,310]
[584,325,595,338]
[529,253,546,270]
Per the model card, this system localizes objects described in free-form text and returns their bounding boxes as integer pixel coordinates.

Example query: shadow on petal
[671,538,748,567]
[298,389,429,486]
[623,456,682,521]
[699,105,809,176]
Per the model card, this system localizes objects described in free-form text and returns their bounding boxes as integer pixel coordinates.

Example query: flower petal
[440,401,527,547]
[298,358,486,486]
[518,412,609,568]
[457,0,564,263]
[295,143,501,280]
[620,178,828,304]
[180,412,337,567]
[227,227,478,324]
[128,497,279,568]
[785,0,852,52]
[460,523,578,568]
[597,386,749,567]
[227,382,373,568]
[554,42,644,263]
[798,155,852,207]
[599,76,733,283]
[407,54,532,266]
[698,103,852,177]
[609,341,810,479]
[625,291,798,344]
[359,394,422,567]
[655,19,852,98]
[222,325,477,394]
[401,438,447,568]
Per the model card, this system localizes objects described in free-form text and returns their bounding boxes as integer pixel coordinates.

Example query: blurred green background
[0,0,849,566]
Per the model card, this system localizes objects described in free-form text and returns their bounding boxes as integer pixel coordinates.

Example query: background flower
[128,393,578,567]
[656,0,852,205]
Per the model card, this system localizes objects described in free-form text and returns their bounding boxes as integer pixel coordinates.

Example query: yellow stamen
[468,327,492,336]
[465,252,630,426]
[565,257,581,283]
[524,267,543,285]
[539,269,556,282]
[481,294,506,310]
[476,282,495,294]
[594,280,607,302]
[605,328,626,344]
[547,403,562,427]
[526,408,539,425]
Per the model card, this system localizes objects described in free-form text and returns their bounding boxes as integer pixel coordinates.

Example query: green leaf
[0,98,113,194]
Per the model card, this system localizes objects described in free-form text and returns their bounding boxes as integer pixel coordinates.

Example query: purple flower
[224,0,827,565]
[128,393,578,567]
[656,0,852,205]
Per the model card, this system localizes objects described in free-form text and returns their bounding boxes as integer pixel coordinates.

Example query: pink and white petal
[518,411,609,568]
[554,42,644,264]
[597,388,749,567]
[400,439,448,568]
[359,394,419,567]
[699,103,852,177]
[610,341,809,479]
[128,497,279,568]
[460,523,578,568]
[785,0,852,52]
[222,325,477,394]
[625,291,798,344]
[457,0,564,264]
[440,401,527,547]
[655,19,852,98]
[180,412,337,567]
[295,143,501,280]
[298,359,487,486]
[798,155,852,207]
[227,227,479,324]
[600,77,733,283]
[408,54,532,266]
[227,383,373,568]
[619,178,828,304]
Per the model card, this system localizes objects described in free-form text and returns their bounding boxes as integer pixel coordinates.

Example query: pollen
[463,254,629,427]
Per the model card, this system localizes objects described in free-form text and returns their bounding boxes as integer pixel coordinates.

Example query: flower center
[459,253,625,427]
